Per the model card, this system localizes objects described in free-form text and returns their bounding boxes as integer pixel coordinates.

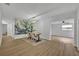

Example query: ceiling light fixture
[4,3,10,6]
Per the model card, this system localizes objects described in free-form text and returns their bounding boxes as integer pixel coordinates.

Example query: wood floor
[0,36,79,56]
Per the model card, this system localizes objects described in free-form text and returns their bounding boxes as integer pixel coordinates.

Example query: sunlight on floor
[52,36,74,44]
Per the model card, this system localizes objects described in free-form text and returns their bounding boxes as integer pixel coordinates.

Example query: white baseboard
[13,34,27,39]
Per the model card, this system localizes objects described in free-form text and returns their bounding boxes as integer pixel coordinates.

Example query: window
[62,24,73,30]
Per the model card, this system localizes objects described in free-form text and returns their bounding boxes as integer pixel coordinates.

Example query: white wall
[75,8,79,50]
[0,6,2,46]
[38,18,51,39]
[2,24,7,35]
[40,11,76,40]
[7,23,14,36]
[1,4,77,40]
[51,23,62,36]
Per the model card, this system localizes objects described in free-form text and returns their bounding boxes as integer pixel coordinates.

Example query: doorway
[2,24,7,36]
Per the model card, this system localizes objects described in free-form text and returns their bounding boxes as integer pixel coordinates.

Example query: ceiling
[0,3,79,20]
